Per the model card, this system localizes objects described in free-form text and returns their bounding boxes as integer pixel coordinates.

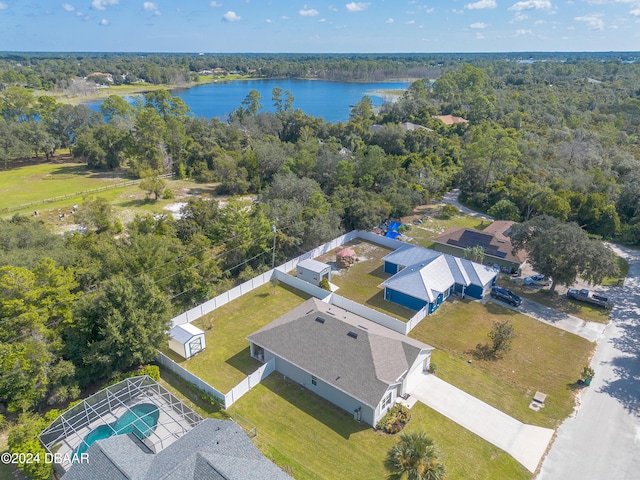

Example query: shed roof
[247,298,432,408]
[297,258,331,273]
[170,323,205,344]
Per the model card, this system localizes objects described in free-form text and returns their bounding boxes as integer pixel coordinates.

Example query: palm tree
[384,432,446,480]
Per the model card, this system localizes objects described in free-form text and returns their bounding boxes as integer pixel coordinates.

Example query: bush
[376,404,412,434]
[162,188,175,199]
[319,277,331,291]
[110,364,161,384]
[439,204,459,219]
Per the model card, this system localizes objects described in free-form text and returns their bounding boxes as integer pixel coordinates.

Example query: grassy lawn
[405,210,489,249]
[410,299,594,428]
[497,277,611,324]
[0,159,132,211]
[315,239,417,321]
[602,255,630,287]
[229,373,529,480]
[160,283,310,393]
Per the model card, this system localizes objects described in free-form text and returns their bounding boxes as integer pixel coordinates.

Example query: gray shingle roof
[247,298,432,408]
[297,258,330,273]
[61,419,292,480]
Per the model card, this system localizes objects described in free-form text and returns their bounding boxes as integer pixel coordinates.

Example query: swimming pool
[74,403,160,457]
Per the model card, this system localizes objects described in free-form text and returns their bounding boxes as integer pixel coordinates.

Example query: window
[311,375,317,386]
[382,391,393,410]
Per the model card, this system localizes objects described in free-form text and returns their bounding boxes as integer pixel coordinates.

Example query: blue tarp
[386,231,401,239]
[388,221,402,231]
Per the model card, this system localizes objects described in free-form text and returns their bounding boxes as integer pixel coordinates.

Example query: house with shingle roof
[247,298,433,426]
[431,220,526,273]
[62,418,292,480]
[381,245,497,313]
[433,114,469,126]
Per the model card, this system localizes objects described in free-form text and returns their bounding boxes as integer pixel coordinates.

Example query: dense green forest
[1,52,639,478]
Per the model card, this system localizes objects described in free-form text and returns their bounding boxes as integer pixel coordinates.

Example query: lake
[87,79,410,123]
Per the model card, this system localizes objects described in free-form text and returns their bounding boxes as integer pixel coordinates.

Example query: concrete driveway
[537,244,640,480]
[409,373,554,473]
[441,189,494,220]
[485,297,606,343]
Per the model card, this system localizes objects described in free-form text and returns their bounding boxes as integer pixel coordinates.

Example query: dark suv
[490,286,522,307]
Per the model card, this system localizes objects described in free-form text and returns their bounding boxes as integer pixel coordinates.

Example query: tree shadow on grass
[261,372,371,440]
[465,343,499,361]
[118,198,154,208]
[225,346,262,376]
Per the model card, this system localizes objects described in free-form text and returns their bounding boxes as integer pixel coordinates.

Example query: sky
[0,1,639,53]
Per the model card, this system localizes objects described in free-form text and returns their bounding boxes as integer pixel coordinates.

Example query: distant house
[431,220,525,273]
[296,258,332,286]
[433,114,469,126]
[169,323,206,359]
[400,122,433,133]
[382,245,497,313]
[247,298,433,426]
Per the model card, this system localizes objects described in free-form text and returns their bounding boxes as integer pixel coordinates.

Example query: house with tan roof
[433,114,469,125]
[431,220,526,273]
[247,298,433,426]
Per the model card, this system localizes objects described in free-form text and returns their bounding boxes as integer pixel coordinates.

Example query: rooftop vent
[347,331,358,339]
[315,317,325,324]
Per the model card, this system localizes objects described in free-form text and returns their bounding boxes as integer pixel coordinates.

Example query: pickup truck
[566,288,613,309]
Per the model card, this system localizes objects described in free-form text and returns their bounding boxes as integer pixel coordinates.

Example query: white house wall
[168,337,188,359]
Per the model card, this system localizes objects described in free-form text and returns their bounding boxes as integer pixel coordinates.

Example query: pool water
[74,403,160,457]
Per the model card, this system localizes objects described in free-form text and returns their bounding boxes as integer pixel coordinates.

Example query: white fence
[156,351,227,404]
[225,358,275,408]
[327,293,409,334]
[157,352,275,409]
[274,269,332,300]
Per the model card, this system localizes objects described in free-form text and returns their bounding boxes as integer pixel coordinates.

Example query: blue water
[87,79,410,123]
[74,403,160,457]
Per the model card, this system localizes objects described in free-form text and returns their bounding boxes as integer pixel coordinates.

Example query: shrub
[439,204,459,219]
[162,188,175,199]
[376,404,412,434]
[319,277,331,291]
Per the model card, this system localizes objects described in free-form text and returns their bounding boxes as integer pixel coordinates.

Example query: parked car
[523,275,551,287]
[490,286,522,307]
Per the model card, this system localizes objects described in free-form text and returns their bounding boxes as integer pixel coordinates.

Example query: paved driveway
[485,297,606,342]
[537,244,640,480]
[409,373,554,473]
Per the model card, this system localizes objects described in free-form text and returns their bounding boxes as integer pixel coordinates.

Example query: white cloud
[385,17,394,23]
[143,2,157,11]
[426,7,434,13]
[99,18,109,25]
[319,17,326,21]
[299,6,319,16]
[92,0,118,11]
[222,10,241,21]
[265,18,272,22]
[575,14,604,29]
[345,2,370,12]
[476,32,485,38]
[62,4,75,12]
[514,28,533,35]
[509,0,552,10]
[210,1,221,6]
[280,15,289,19]
[465,0,497,9]
[0,2,7,9]
[631,7,640,15]
[470,21,489,28]
[405,19,415,24]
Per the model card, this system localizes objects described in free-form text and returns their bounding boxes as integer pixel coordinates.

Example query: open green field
[161,283,310,393]
[0,159,132,212]
[315,239,416,321]
[0,159,227,231]
[229,373,529,480]
[410,299,593,428]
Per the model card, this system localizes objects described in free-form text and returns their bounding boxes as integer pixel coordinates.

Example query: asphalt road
[537,244,640,480]
[441,189,494,220]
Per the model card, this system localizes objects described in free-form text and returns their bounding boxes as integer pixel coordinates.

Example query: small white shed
[296,258,331,286]
[169,323,206,359]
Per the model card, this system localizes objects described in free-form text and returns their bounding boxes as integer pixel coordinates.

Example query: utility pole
[272,221,277,268]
